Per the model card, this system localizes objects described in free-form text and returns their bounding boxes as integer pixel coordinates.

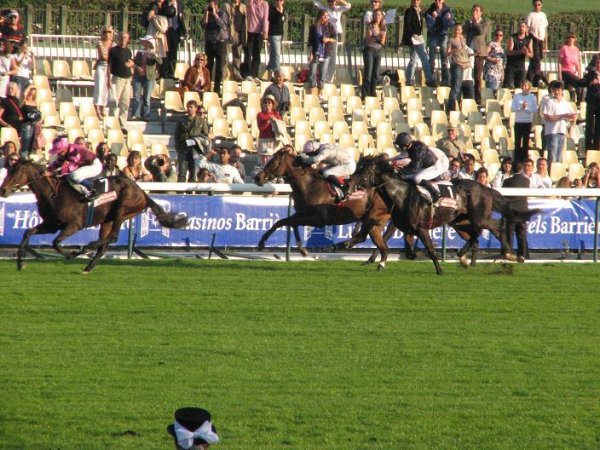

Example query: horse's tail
[145,195,189,229]
[490,188,541,221]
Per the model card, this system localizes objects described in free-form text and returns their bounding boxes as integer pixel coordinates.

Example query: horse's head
[253,146,297,186]
[347,154,389,193]
[0,159,41,197]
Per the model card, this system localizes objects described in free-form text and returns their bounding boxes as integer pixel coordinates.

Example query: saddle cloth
[416,181,458,209]
[90,178,117,206]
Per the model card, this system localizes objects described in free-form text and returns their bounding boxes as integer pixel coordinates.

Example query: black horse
[0,161,188,273]
[347,155,522,274]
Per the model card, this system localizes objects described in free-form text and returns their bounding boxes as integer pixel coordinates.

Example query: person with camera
[361,8,386,99]
[202,0,229,95]
[425,0,455,87]
[145,153,177,182]
[313,0,351,84]
[580,55,600,151]
[175,99,211,182]
[580,162,600,188]
[131,36,162,122]
[160,0,186,79]
[0,10,26,46]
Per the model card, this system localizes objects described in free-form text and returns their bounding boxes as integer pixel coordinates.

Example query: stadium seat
[550,162,567,181]
[289,106,306,126]
[585,150,600,166]
[62,115,82,131]
[127,129,145,148]
[308,107,326,125]
[313,120,331,140]
[174,62,189,80]
[568,163,585,181]
[338,133,355,149]
[0,127,20,149]
[207,105,225,124]
[83,116,101,135]
[52,59,72,79]
[236,132,255,152]
[162,90,185,132]
[226,106,245,124]
[184,91,202,108]
[67,127,85,143]
[71,60,93,80]
[33,74,51,90]
[332,121,350,140]
[345,96,363,115]
[230,118,249,137]
[369,109,386,129]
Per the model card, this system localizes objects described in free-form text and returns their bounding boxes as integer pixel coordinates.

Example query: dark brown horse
[253,147,393,268]
[0,161,187,273]
[348,155,520,274]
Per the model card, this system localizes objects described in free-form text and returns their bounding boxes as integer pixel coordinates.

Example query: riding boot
[419,180,441,204]
[326,175,347,202]
[79,179,97,201]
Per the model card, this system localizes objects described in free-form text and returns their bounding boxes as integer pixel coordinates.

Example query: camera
[207,6,214,13]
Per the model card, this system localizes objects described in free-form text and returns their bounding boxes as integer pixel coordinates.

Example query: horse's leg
[404,233,417,260]
[16,222,58,270]
[258,215,307,256]
[51,224,84,259]
[415,228,443,275]
[82,223,115,274]
[292,225,308,257]
[453,227,473,268]
[368,224,389,270]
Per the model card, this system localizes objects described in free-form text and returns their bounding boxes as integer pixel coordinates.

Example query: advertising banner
[0,194,597,250]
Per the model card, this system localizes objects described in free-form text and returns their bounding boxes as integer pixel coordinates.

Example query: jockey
[44,137,103,201]
[391,132,449,204]
[300,140,356,201]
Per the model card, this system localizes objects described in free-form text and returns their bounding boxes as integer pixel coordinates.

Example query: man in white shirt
[542,80,576,166]
[525,0,549,87]
[364,0,384,24]
[530,157,552,188]
[198,147,244,183]
[314,0,351,83]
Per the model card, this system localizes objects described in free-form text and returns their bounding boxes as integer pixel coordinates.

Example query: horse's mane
[359,154,395,176]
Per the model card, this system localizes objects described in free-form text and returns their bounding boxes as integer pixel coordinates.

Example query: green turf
[0,258,599,449]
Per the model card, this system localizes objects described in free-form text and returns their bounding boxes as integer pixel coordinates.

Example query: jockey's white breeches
[413,150,449,183]
[68,159,103,183]
[322,160,356,178]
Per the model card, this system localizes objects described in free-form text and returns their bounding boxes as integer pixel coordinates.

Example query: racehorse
[0,160,188,273]
[347,155,521,274]
[253,147,393,268]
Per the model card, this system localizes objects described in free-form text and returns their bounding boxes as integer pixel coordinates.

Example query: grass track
[0,259,599,449]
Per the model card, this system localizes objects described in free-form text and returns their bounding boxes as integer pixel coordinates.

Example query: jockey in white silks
[300,140,356,201]
[390,132,450,203]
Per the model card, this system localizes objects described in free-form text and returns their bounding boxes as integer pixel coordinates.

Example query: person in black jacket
[159,0,186,79]
[402,0,435,87]
[502,165,530,262]
[580,55,600,150]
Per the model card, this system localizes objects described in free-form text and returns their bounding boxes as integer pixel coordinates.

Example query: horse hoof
[257,244,265,252]
[503,253,517,262]
[377,262,385,270]
[81,271,90,275]
[299,248,309,257]
[362,260,374,266]
[516,256,525,263]
[406,253,417,260]
[459,255,468,268]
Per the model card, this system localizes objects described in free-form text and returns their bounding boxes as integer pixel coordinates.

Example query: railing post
[60,5,68,35]
[44,4,52,35]
[396,16,403,48]
[121,7,129,34]
[303,14,310,55]
[25,4,34,36]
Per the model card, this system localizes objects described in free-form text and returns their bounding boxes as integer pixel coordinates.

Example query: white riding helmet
[302,140,319,154]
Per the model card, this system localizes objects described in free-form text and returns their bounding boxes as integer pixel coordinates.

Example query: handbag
[411,34,425,46]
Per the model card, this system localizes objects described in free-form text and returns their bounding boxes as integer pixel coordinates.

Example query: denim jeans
[362,47,381,98]
[427,33,449,84]
[310,57,330,90]
[267,35,282,72]
[131,75,156,120]
[405,43,434,86]
[447,63,463,112]
[20,122,34,159]
[546,133,565,165]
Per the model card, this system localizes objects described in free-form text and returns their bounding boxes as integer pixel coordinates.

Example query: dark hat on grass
[167,407,219,449]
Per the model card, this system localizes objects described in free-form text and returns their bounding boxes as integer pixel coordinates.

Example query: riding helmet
[394,132,413,149]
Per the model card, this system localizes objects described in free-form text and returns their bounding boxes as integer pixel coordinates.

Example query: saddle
[66,176,117,206]
[416,181,458,209]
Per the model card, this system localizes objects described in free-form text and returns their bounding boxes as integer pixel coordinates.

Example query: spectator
[131,36,162,122]
[224,0,247,81]
[95,142,112,164]
[558,33,583,105]
[402,0,435,88]
[161,0,186,79]
[256,94,282,156]
[542,80,576,166]
[525,0,548,87]
[446,24,469,112]
[1,140,18,158]
[198,147,244,183]
[425,0,454,87]
[263,69,290,117]
[146,0,169,61]
[502,166,530,262]
[0,10,26,45]
[179,53,211,100]
[175,100,210,182]
[510,79,537,164]
[202,0,229,94]
[463,4,490,105]
[73,136,90,150]
[531,156,552,188]
[362,9,386,99]
[460,50,475,101]
[0,152,19,185]
[491,156,513,189]
[363,0,383,24]
[581,162,600,188]
[122,150,153,182]
[580,56,600,151]
[93,26,115,120]
[102,153,121,177]
[484,27,505,94]
[445,157,462,179]
[457,153,476,179]
[229,145,247,181]
[0,39,16,98]
[197,166,217,182]
[0,82,22,133]
[314,0,351,84]
[436,125,467,160]
[308,10,336,98]
[246,0,269,79]
[19,85,42,159]
[108,32,134,129]
[504,21,533,89]
[11,42,34,97]
[475,166,490,186]
[145,154,177,182]
[267,0,286,77]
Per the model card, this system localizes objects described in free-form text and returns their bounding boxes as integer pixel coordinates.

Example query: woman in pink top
[558,33,583,104]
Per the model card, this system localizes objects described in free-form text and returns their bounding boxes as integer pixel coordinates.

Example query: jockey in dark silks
[391,132,449,204]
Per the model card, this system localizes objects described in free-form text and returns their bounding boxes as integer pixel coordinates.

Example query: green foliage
[1,259,599,449]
